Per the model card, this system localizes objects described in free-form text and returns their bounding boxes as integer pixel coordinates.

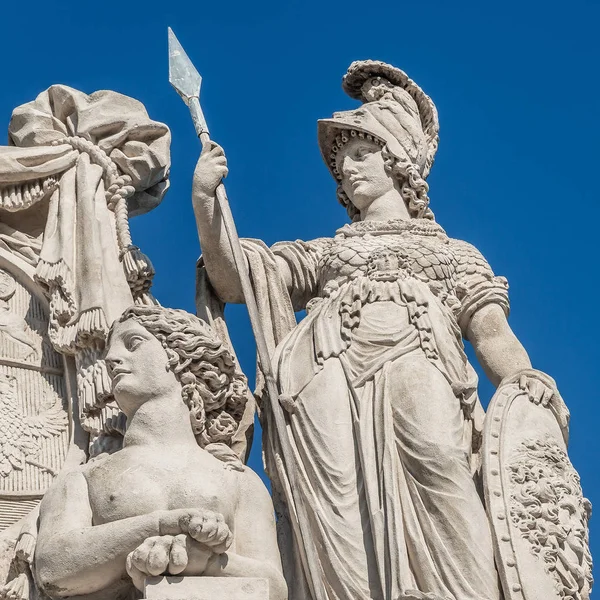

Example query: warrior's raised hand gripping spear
[168,28,325,600]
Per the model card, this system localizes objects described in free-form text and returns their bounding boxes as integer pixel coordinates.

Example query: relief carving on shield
[483,383,593,600]
[0,267,69,532]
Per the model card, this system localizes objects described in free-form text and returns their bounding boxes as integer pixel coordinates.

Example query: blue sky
[1,0,598,589]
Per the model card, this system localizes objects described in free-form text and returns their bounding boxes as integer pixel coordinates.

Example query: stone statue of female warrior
[34,306,287,600]
[192,61,591,600]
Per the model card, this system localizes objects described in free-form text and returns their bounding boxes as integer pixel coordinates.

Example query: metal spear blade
[168,27,202,105]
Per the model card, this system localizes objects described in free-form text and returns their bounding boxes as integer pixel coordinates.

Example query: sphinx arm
[34,469,163,597]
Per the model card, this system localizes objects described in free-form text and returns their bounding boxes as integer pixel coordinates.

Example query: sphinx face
[105,319,179,415]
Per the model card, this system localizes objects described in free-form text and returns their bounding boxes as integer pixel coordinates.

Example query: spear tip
[168,27,202,103]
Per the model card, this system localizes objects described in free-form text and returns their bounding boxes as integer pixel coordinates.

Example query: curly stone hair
[116,305,248,448]
[509,438,593,596]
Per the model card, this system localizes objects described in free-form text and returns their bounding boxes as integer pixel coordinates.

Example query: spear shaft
[168,29,325,600]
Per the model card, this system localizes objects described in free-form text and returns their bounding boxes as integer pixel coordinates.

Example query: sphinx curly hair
[336,143,434,222]
[117,305,248,448]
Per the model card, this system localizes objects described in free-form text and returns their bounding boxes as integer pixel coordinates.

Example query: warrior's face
[336,137,394,211]
[105,319,178,416]
[558,496,588,554]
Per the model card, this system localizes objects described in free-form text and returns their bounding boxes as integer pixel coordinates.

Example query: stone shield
[0,262,70,533]
[483,383,592,600]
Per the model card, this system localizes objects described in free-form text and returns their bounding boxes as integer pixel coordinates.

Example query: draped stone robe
[198,218,511,600]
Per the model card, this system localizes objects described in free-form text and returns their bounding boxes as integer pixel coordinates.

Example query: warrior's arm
[465,303,532,387]
[466,303,560,405]
[452,237,557,400]
[192,143,292,304]
[203,469,287,600]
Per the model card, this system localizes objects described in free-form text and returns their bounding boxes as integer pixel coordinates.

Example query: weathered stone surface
[192,59,593,600]
[0,267,68,527]
[144,576,269,600]
[0,84,172,442]
[0,54,592,600]
[0,85,172,600]
[33,306,285,600]
[483,376,592,600]
[0,83,276,600]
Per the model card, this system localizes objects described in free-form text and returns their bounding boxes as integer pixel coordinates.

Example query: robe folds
[196,219,510,600]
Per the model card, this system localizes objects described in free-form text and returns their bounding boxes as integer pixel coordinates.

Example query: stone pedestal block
[144,576,269,600]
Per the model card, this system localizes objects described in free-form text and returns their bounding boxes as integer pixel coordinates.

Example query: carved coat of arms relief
[0,267,69,532]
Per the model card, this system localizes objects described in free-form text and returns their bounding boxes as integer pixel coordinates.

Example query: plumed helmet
[318,60,439,183]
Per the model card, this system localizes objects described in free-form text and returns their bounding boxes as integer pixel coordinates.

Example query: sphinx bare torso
[85,446,238,528]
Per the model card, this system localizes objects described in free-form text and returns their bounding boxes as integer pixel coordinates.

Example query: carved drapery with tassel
[0,84,171,440]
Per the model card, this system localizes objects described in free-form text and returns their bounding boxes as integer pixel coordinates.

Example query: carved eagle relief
[0,373,67,477]
[0,301,39,360]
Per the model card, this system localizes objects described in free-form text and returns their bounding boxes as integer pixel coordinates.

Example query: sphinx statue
[0,83,259,600]
[34,305,286,600]
[192,60,593,600]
